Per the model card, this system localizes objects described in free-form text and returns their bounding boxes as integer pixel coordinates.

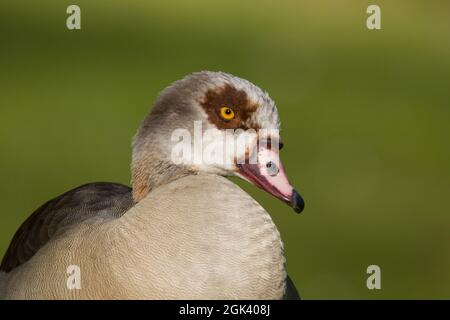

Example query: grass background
[0,0,449,298]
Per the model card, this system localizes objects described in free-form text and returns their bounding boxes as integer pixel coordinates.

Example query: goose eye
[219,107,235,121]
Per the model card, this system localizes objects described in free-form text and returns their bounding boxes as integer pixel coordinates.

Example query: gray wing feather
[0,182,134,273]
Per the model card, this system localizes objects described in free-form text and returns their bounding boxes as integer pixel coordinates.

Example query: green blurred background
[1,1,449,299]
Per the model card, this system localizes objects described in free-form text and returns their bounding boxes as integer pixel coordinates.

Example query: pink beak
[236,145,304,213]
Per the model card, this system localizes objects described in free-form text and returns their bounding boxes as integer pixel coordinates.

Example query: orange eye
[219,107,235,121]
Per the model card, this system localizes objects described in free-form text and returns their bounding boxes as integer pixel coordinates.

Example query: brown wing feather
[0,182,134,273]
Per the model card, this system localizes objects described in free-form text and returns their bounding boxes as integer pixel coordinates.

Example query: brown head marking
[200,84,259,130]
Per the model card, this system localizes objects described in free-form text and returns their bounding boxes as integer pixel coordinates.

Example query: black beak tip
[291,190,305,214]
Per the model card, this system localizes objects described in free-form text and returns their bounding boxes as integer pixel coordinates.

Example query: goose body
[0,71,304,299]
[1,175,287,299]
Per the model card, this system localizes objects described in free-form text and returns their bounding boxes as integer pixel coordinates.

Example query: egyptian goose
[0,71,304,299]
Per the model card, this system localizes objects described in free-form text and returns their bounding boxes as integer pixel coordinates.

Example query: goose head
[132,71,304,213]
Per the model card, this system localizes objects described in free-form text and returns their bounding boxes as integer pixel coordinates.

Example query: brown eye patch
[200,84,258,130]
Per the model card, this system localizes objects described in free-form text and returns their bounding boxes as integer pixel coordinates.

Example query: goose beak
[291,189,305,213]
[236,146,305,214]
